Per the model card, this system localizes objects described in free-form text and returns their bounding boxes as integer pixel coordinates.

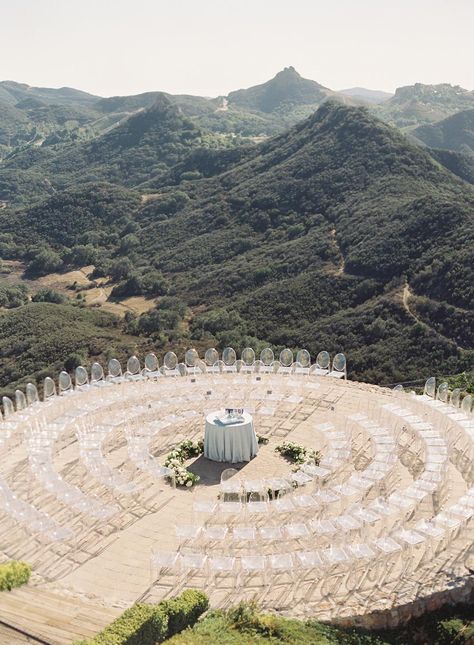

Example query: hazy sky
[1,0,473,98]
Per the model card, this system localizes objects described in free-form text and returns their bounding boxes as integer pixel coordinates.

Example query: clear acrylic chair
[329,353,347,379]
[126,355,144,381]
[246,491,269,516]
[43,377,57,401]
[220,468,242,502]
[90,362,110,387]
[75,365,89,390]
[461,395,472,414]
[58,371,73,395]
[150,550,178,585]
[143,353,160,380]
[208,555,236,590]
[238,555,267,593]
[311,351,331,376]
[107,358,125,383]
[423,377,436,399]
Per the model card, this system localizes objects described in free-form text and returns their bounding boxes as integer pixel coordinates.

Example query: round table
[204,410,258,463]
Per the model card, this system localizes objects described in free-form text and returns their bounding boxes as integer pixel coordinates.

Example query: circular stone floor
[0,371,473,639]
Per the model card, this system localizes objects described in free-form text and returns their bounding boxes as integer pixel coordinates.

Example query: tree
[26,249,63,276]
[32,288,66,304]
[65,244,98,268]
[141,270,169,297]
[109,257,133,282]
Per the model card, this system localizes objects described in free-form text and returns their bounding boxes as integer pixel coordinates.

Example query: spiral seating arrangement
[0,346,473,628]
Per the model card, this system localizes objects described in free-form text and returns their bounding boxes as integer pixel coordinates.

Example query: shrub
[0,561,31,591]
[26,248,63,276]
[0,284,29,308]
[160,590,209,636]
[77,603,168,645]
[32,287,66,304]
[64,352,86,372]
[77,589,209,644]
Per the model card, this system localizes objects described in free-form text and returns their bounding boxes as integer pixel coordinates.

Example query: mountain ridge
[227,66,335,113]
[413,108,474,154]
[0,100,472,388]
[340,87,393,104]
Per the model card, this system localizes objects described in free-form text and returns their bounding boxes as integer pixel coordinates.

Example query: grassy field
[0,261,156,318]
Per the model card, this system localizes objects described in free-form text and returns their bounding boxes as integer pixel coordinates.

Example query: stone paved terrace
[0,373,473,642]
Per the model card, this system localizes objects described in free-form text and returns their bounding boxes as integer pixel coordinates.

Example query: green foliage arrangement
[77,589,209,645]
[164,440,204,487]
[163,599,474,644]
[0,560,31,591]
[275,441,321,465]
[164,601,375,644]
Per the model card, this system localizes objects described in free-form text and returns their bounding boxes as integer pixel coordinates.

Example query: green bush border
[76,589,209,645]
[0,560,31,591]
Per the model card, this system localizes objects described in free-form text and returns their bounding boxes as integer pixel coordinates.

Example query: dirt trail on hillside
[402,282,467,351]
[330,228,345,274]
[402,283,423,324]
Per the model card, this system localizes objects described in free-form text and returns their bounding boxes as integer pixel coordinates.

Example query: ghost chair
[311,351,331,376]
[107,358,126,384]
[90,362,110,387]
[437,382,449,403]
[26,383,40,407]
[423,377,436,399]
[43,377,57,401]
[163,351,179,377]
[143,353,161,380]
[75,366,89,391]
[125,355,145,381]
[260,347,274,373]
[329,353,347,379]
[58,371,74,396]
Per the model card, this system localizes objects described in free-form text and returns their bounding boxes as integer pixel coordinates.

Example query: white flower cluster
[163,440,203,488]
[275,441,320,465]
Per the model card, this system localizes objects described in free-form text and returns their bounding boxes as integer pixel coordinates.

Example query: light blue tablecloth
[204,410,258,463]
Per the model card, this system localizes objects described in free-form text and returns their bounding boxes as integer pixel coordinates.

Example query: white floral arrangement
[275,441,320,465]
[164,440,204,487]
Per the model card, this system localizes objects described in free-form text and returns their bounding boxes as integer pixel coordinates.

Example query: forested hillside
[413,108,474,154]
[0,100,472,392]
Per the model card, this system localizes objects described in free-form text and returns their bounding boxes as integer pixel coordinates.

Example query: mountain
[135,101,472,385]
[227,66,334,113]
[95,91,217,117]
[0,94,213,192]
[0,69,341,155]
[379,83,474,128]
[2,101,471,388]
[0,80,101,148]
[0,80,99,107]
[340,87,393,104]
[428,148,474,185]
[413,108,474,154]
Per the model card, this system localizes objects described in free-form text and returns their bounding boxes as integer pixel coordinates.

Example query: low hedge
[0,560,31,591]
[160,590,210,636]
[77,589,209,645]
